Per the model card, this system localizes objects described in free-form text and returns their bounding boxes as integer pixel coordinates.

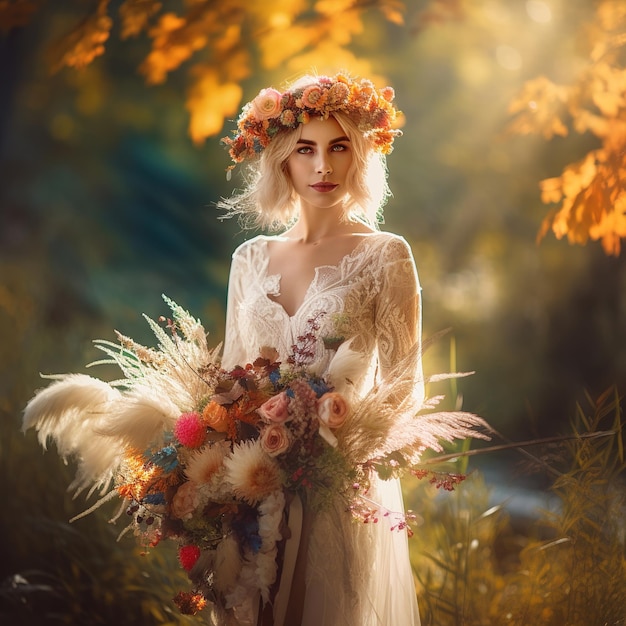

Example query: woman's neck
[286,205,371,244]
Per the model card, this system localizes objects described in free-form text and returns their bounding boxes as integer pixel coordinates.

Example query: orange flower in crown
[222,73,402,165]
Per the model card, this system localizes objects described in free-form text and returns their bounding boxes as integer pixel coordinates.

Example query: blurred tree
[508,0,626,256]
[0,0,414,142]
[6,0,625,257]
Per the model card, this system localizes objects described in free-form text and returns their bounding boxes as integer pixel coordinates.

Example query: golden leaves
[539,147,626,256]
[507,76,569,139]
[49,0,112,72]
[258,1,372,70]
[119,0,162,40]
[186,67,243,144]
[509,0,626,256]
[588,62,626,118]
[32,0,405,143]
[140,11,209,85]
[258,23,315,69]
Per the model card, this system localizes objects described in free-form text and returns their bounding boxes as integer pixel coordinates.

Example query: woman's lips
[310,183,339,192]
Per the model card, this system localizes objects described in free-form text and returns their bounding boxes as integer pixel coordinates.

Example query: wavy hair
[218,111,392,231]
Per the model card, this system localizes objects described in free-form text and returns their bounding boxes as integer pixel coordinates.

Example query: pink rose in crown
[260,423,291,456]
[252,88,282,120]
[317,392,349,429]
[258,391,290,423]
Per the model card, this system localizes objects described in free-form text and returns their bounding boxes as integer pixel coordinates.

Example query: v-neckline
[260,232,380,320]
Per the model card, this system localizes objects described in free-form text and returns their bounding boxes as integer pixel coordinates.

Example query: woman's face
[285,116,353,212]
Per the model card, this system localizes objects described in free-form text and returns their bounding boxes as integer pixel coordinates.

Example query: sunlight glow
[495,45,522,71]
[526,0,552,24]
[269,12,291,29]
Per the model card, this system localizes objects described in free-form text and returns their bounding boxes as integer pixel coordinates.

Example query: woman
[219,73,423,626]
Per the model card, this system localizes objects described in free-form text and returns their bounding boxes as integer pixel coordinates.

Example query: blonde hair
[218,111,391,231]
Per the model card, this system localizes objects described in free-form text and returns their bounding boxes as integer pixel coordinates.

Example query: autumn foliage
[508,1,626,256]
[0,0,407,144]
[2,0,624,255]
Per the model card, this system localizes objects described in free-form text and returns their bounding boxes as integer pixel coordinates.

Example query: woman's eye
[297,146,313,154]
[331,144,348,152]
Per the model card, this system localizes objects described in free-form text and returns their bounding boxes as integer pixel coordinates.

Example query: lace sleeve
[374,236,424,403]
[222,245,248,370]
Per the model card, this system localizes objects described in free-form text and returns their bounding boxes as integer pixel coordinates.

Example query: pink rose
[171,481,200,520]
[258,392,290,423]
[260,423,291,457]
[317,392,349,429]
[252,88,282,120]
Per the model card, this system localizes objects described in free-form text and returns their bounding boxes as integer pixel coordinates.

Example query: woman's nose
[315,154,332,175]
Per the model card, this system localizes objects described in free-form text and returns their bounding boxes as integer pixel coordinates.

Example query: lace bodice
[222,231,422,399]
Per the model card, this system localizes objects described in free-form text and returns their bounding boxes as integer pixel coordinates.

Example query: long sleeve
[374,236,424,405]
[222,246,248,370]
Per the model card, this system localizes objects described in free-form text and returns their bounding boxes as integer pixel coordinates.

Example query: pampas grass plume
[99,388,180,451]
[22,374,125,490]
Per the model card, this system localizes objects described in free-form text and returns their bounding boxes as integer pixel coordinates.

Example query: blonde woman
[219,73,423,626]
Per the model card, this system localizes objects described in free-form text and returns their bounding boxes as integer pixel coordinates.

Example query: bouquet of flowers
[23,296,488,617]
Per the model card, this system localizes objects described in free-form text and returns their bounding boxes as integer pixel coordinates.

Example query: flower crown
[222,73,402,165]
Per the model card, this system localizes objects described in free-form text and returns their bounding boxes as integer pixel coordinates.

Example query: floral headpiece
[222,73,402,165]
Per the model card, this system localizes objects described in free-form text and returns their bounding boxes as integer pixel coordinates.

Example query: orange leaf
[141,7,227,84]
[589,62,626,118]
[507,76,569,139]
[186,67,243,143]
[258,24,315,69]
[539,177,564,204]
[590,209,626,256]
[322,9,363,46]
[573,109,610,136]
[118,0,162,40]
[561,152,597,201]
[49,0,112,72]
[536,209,558,245]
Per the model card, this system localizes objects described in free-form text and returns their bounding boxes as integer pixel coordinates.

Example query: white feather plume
[99,386,181,451]
[22,297,222,498]
[326,339,367,398]
[22,374,125,491]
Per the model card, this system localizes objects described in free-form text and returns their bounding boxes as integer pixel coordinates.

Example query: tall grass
[409,387,626,626]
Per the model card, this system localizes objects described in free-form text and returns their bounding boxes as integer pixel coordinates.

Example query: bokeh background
[1,1,625,624]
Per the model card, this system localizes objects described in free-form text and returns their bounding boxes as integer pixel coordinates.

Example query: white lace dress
[222,231,422,626]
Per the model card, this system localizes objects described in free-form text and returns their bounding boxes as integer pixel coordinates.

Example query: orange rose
[202,401,230,433]
[317,392,349,429]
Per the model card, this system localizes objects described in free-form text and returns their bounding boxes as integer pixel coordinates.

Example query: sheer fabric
[222,231,422,626]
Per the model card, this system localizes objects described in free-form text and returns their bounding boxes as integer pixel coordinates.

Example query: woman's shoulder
[366,230,413,258]
[230,234,274,260]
